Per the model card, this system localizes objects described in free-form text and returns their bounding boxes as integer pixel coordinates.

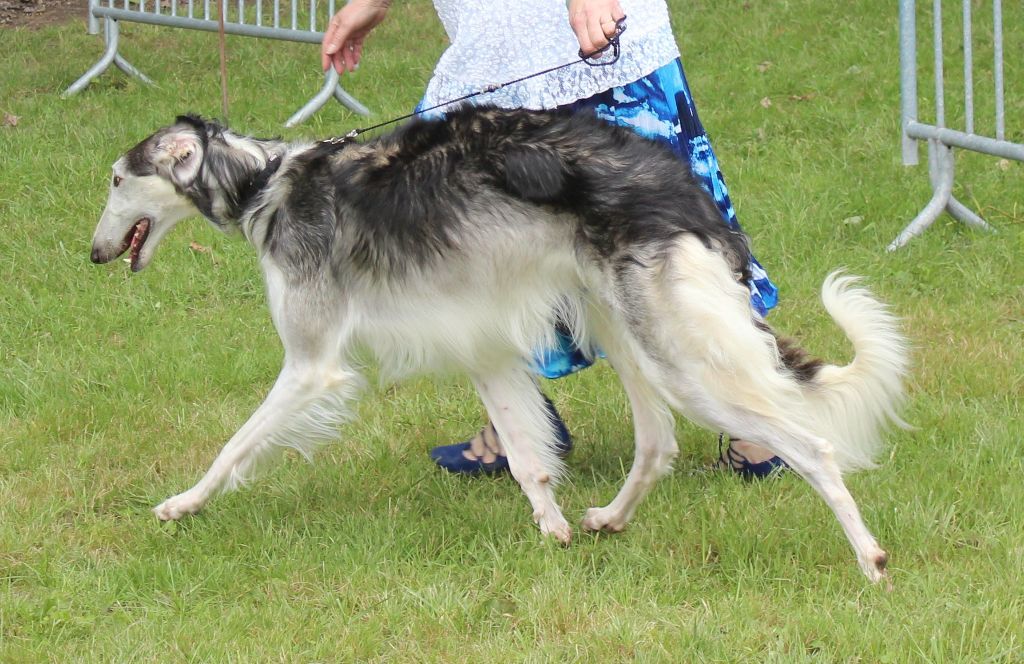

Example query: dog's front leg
[153,362,359,521]
[472,370,572,544]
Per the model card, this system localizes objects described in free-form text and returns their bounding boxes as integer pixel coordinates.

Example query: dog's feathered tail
[792,272,910,472]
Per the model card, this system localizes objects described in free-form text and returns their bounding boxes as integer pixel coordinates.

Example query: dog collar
[237,154,283,216]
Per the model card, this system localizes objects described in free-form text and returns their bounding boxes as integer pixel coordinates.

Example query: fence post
[890,0,1020,251]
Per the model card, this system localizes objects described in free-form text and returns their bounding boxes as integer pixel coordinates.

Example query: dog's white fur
[91,116,908,582]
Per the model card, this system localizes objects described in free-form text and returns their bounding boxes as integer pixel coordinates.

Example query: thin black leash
[323,16,628,145]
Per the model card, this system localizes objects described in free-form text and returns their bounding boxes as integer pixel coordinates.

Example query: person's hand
[567,0,626,58]
[321,0,391,74]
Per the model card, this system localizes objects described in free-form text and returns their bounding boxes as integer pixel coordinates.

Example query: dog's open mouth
[124,218,151,272]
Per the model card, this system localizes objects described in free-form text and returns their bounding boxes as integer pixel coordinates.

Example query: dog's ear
[153,130,204,189]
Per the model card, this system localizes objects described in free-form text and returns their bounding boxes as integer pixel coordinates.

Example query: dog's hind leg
[777,429,889,584]
[471,369,572,543]
[571,260,682,534]
[713,414,889,583]
[581,352,678,534]
[634,235,889,581]
[640,334,891,581]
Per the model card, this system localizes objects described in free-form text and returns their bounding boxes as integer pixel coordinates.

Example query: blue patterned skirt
[417,58,778,379]
[532,58,778,378]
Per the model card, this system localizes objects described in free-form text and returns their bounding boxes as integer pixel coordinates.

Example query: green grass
[2,0,1023,660]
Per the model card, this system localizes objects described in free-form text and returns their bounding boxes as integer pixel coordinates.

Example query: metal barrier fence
[891,0,1022,250]
[63,0,369,127]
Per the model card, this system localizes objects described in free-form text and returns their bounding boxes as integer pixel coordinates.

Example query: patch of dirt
[0,0,84,29]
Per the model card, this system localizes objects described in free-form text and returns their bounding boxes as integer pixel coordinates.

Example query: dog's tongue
[129,218,150,271]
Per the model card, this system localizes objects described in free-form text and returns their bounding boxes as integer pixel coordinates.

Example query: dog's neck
[235,153,283,219]
[189,132,287,232]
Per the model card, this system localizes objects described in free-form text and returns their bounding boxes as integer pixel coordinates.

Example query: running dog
[90,106,908,582]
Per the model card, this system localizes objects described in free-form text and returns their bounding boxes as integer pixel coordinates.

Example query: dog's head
[90,117,210,272]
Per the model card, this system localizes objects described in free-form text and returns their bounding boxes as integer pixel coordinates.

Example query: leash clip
[323,128,360,145]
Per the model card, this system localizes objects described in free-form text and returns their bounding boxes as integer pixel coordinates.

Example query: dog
[90,106,908,582]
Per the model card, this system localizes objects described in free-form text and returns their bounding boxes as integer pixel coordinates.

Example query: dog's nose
[90,246,103,263]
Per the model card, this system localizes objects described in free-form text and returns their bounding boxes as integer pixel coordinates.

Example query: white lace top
[421,0,680,110]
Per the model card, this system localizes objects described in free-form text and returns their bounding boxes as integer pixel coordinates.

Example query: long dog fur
[90,106,908,582]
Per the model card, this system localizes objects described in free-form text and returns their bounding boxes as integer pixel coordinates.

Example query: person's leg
[417,97,583,474]
[429,392,572,475]
[716,434,788,479]
[431,60,783,477]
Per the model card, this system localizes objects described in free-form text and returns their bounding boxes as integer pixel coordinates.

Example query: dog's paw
[581,507,627,534]
[540,519,573,545]
[859,547,892,587]
[855,543,891,586]
[534,509,572,545]
[153,491,205,521]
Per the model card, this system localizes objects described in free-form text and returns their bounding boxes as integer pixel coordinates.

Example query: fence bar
[962,0,973,134]
[65,0,371,125]
[900,0,919,165]
[932,0,945,128]
[88,0,99,33]
[906,122,1024,162]
[993,0,1004,140]
[83,7,322,43]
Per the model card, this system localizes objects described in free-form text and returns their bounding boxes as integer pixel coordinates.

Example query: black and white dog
[91,106,908,582]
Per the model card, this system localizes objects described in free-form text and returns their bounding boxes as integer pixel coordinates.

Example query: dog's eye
[113,175,123,187]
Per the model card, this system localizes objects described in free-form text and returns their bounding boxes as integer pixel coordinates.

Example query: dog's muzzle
[91,217,152,272]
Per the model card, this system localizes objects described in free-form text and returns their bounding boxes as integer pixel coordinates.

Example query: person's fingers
[586,12,610,54]
[601,15,621,38]
[341,38,363,72]
[608,0,625,25]
[568,0,627,56]
[331,51,346,74]
[327,36,353,73]
[322,35,339,70]
[321,15,350,69]
[569,10,595,56]
[320,32,333,71]
[350,41,364,71]
[323,32,347,59]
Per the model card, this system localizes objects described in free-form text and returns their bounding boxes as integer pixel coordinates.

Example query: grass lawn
[2,0,1022,660]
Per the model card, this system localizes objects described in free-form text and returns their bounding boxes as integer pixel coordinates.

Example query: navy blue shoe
[429,396,572,475]
[717,434,788,480]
